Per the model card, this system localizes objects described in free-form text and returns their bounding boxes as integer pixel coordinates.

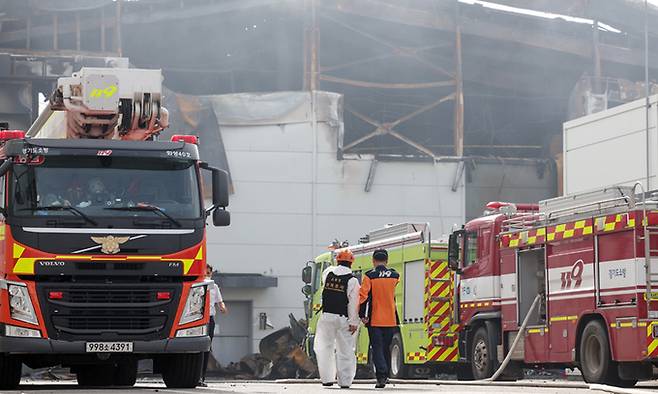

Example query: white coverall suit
[314,265,361,387]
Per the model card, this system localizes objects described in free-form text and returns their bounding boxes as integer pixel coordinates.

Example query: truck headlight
[179,285,206,325]
[8,284,38,325]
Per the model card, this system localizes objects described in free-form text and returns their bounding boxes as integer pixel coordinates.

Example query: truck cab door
[460,225,494,306]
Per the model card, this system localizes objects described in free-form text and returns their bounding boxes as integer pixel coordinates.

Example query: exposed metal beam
[320,74,454,89]
[453,4,464,157]
[321,12,455,78]
[341,127,384,151]
[343,96,453,159]
[392,93,454,126]
[0,15,116,46]
[388,129,437,158]
[321,43,454,73]
[321,53,398,73]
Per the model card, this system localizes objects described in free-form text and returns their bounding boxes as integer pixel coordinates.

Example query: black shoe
[198,382,208,387]
[322,382,335,387]
[375,378,386,389]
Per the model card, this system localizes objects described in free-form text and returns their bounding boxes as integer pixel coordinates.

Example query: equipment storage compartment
[517,248,546,325]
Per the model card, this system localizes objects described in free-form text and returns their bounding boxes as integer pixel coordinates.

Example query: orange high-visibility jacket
[358,265,399,327]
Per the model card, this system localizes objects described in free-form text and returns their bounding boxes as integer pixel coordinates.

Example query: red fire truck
[0,68,230,389]
[447,185,658,387]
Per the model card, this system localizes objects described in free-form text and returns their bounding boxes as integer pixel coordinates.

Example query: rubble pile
[217,314,316,380]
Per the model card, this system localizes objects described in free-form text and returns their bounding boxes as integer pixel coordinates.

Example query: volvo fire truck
[301,223,451,378]
[304,186,658,387]
[0,68,230,389]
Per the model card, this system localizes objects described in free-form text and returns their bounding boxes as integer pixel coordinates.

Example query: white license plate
[85,342,133,353]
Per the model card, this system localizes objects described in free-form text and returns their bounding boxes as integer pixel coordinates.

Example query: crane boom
[30,67,169,140]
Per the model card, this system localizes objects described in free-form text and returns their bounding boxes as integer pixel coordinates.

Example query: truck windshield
[11,156,201,220]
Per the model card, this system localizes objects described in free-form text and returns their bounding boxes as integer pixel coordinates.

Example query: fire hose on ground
[486,294,541,382]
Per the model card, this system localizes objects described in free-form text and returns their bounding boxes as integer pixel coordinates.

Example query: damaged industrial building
[1,0,658,386]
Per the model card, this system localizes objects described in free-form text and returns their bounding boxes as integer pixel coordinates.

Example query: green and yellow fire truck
[301,223,452,378]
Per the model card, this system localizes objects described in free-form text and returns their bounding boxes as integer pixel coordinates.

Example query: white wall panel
[205,243,312,276]
[316,153,459,186]
[226,151,312,183]
[208,212,311,246]
[221,123,314,153]
[228,181,311,214]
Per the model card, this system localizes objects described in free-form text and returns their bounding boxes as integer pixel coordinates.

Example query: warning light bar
[170,135,198,144]
[485,201,539,213]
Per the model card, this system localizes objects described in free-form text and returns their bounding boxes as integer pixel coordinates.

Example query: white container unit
[563,95,658,195]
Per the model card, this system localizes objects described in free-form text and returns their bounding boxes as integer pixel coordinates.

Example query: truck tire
[161,353,203,388]
[579,320,615,384]
[0,354,21,390]
[470,327,495,380]
[389,333,409,379]
[113,358,138,386]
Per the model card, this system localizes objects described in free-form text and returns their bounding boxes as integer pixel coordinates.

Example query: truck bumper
[0,336,210,354]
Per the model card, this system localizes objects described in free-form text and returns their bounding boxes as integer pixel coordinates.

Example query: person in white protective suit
[314,249,361,388]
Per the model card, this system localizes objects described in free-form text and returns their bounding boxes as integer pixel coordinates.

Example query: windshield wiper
[105,204,182,228]
[22,205,98,226]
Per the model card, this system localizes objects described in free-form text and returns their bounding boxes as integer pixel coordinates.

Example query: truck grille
[37,284,180,340]
[52,315,167,334]
[64,289,152,304]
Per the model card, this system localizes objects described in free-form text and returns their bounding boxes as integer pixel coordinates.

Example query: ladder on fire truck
[501,183,658,311]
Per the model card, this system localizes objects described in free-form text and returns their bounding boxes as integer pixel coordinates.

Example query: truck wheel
[389,333,409,379]
[113,358,138,386]
[161,353,203,388]
[0,355,21,389]
[579,320,615,384]
[470,327,495,380]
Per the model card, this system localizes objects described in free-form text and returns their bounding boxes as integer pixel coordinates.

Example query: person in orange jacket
[359,249,399,389]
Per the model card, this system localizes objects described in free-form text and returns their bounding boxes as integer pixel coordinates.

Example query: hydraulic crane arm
[33,67,169,140]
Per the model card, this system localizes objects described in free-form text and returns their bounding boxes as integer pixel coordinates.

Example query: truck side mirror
[302,264,313,284]
[212,209,230,227]
[448,231,463,271]
[200,162,229,208]
[302,284,313,297]
[210,167,229,208]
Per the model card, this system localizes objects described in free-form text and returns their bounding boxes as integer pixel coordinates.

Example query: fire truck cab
[448,186,658,386]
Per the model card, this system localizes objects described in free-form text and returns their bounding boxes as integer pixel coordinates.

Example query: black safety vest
[322,271,353,316]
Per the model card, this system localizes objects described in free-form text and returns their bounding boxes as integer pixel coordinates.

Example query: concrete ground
[6,379,658,394]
